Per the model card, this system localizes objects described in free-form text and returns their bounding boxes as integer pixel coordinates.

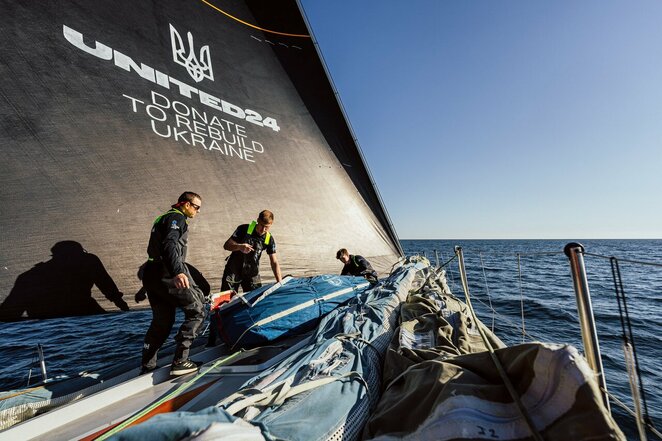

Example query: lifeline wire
[608,391,662,439]
[471,296,541,342]
[585,252,662,268]
[440,250,458,291]
[437,252,457,269]
[517,253,526,344]
[610,257,654,433]
[467,249,542,342]
[475,250,565,258]
[580,250,661,437]
[479,252,496,332]
[455,247,544,441]
[462,246,660,437]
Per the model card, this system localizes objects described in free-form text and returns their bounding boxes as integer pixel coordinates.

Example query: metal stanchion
[564,242,610,412]
[37,344,48,383]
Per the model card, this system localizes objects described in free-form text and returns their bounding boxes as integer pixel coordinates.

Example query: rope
[586,252,662,268]
[221,336,373,415]
[455,248,544,441]
[334,333,382,361]
[448,245,661,438]
[449,249,543,342]
[473,250,565,258]
[471,296,542,342]
[0,384,46,401]
[610,257,655,434]
[517,253,526,344]
[96,350,244,440]
[223,371,366,416]
[607,389,662,439]
[199,0,310,38]
[437,253,457,269]
[479,252,495,332]
[437,250,457,291]
[623,342,647,440]
[388,257,405,276]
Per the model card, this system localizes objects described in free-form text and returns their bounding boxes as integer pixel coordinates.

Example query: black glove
[134,287,147,303]
[115,297,130,311]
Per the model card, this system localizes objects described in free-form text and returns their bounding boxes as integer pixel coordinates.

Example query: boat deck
[1,335,312,441]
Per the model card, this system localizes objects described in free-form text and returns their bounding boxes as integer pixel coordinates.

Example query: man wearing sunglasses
[140,191,210,376]
[221,209,282,293]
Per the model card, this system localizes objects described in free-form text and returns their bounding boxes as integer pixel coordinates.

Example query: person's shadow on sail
[0,241,129,321]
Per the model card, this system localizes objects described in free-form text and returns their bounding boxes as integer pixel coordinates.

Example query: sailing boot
[170,359,199,376]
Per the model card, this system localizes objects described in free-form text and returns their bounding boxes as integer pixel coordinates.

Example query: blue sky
[299,1,662,239]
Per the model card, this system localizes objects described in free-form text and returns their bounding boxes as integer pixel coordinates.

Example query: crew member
[336,248,378,283]
[222,210,282,293]
[141,192,210,376]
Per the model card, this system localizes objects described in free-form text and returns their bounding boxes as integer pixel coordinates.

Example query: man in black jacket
[141,192,209,376]
[336,248,378,283]
[221,209,282,293]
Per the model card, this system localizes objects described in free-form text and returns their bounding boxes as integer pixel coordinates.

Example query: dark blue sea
[1,239,660,438]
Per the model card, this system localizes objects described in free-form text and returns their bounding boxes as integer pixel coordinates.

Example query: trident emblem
[169,23,214,83]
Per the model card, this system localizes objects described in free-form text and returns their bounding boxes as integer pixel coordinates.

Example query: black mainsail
[0,0,402,321]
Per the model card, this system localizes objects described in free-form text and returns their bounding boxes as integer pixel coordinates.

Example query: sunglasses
[188,201,201,211]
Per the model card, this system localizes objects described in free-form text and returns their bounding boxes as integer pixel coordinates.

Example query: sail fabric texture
[82,258,624,440]
[365,344,626,441]
[217,260,426,440]
[381,270,505,388]
[108,407,265,441]
[111,258,429,441]
[363,268,625,441]
[214,275,370,348]
[0,0,401,321]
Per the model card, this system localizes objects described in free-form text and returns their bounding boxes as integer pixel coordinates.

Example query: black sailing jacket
[146,208,188,277]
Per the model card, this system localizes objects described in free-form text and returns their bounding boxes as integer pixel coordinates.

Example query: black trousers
[220,267,262,293]
[141,262,209,369]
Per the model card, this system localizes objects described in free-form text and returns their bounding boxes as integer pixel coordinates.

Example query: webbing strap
[223,371,364,416]
[230,282,368,350]
[250,276,293,308]
[152,208,185,225]
[96,351,244,441]
[247,220,256,234]
[247,221,271,245]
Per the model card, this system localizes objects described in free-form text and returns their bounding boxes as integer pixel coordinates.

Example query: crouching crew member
[141,192,210,376]
[222,210,282,293]
[336,248,378,283]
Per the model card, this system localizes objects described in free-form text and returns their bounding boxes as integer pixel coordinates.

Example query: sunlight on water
[1,239,660,437]
[401,239,662,438]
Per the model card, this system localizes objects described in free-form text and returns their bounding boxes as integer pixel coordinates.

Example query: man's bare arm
[224,238,253,254]
[269,253,282,283]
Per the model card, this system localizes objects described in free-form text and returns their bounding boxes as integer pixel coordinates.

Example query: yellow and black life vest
[246,220,271,245]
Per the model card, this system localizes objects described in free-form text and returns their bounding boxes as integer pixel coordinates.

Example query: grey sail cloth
[363,267,625,441]
[104,258,430,441]
[0,0,401,321]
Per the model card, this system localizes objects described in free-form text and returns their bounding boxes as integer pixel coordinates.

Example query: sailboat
[0,1,638,440]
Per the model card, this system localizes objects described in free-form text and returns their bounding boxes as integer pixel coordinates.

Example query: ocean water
[401,239,662,438]
[1,239,660,437]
